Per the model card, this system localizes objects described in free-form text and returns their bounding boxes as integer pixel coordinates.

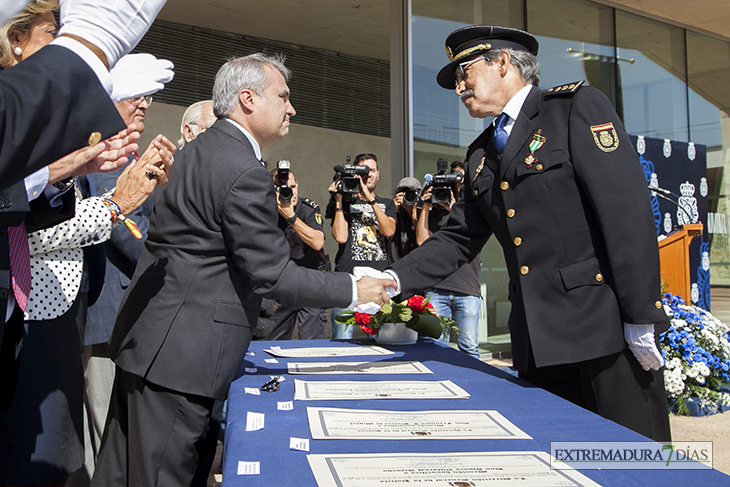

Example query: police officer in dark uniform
[267,164,330,339]
[386,25,671,441]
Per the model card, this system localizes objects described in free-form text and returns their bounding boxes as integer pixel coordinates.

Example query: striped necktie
[8,222,31,312]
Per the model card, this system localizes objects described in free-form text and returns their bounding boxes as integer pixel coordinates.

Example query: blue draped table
[222,338,729,486]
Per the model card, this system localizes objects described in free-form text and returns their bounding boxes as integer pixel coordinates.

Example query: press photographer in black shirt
[265,161,330,339]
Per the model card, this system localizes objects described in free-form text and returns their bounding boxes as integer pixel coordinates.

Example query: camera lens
[279,186,293,202]
[404,190,418,206]
[342,176,360,193]
[432,187,451,205]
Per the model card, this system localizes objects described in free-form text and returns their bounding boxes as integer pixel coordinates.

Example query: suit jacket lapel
[499,87,542,180]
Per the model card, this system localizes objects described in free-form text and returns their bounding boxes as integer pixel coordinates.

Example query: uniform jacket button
[520,266,529,275]
[535,164,543,171]
[507,208,515,218]
[595,273,603,282]
[0,289,8,299]
[500,181,509,190]
[513,237,522,247]
[655,301,662,309]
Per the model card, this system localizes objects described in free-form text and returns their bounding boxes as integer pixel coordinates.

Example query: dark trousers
[91,367,215,487]
[0,306,24,414]
[265,302,328,340]
[519,347,671,442]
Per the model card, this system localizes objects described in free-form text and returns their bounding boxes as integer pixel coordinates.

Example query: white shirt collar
[495,84,534,136]
[224,118,263,163]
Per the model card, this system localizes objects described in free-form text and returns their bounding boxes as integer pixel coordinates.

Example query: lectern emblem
[677,181,698,225]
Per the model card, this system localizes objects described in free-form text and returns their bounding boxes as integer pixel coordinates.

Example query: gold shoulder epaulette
[545,80,585,95]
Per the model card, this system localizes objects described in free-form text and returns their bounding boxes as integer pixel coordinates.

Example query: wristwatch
[285,214,298,226]
[368,198,377,205]
[52,176,77,192]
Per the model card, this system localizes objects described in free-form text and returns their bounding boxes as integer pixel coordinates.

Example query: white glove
[351,266,398,314]
[110,53,174,102]
[0,0,31,25]
[624,323,664,371]
[58,0,167,68]
[352,267,398,299]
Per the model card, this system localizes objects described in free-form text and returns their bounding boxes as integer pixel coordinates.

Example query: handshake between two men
[352,267,400,313]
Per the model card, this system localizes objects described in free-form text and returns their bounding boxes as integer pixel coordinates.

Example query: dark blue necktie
[493,112,509,155]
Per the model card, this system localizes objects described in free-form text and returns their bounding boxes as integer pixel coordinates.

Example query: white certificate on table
[294,380,470,400]
[306,407,531,440]
[264,346,394,358]
[288,361,432,375]
[307,451,601,487]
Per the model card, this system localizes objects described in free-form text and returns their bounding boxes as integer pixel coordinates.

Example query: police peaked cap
[436,25,539,89]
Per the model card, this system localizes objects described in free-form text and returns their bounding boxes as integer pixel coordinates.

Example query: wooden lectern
[658,223,703,302]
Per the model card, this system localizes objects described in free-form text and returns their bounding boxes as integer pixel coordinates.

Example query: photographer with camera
[266,160,330,340]
[416,159,482,360]
[389,176,422,263]
[326,153,396,338]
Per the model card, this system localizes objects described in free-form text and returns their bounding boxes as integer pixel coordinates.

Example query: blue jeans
[330,307,353,339]
[426,290,482,360]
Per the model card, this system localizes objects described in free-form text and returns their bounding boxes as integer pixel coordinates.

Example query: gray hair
[178,100,212,147]
[212,53,291,118]
[484,48,540,86]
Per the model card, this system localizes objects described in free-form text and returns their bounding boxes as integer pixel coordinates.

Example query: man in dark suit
[92,53,395,485]
[387,25,671,441]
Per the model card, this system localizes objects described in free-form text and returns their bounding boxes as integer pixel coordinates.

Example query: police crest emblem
[590,122,619,152]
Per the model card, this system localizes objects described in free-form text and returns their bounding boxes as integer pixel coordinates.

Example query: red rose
[354,312,372,326]
[360,325,375,335]
[407,295,428,314]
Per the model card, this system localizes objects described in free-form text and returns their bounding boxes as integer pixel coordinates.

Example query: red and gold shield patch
[590,122,619,152]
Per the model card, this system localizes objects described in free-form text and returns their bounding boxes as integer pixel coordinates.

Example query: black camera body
[276,159,293,202]
[429,158,463,205]
[340,164,371,194]
[333,156,371,196]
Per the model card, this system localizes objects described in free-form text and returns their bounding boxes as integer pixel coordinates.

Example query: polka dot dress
[24,195,113,321]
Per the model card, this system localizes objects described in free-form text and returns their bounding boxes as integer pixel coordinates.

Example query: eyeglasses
[455,56,486,85]
[129,95,153,107]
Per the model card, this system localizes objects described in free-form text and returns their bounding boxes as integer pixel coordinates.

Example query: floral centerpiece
[660,293,730,416]
[335,295,457,341]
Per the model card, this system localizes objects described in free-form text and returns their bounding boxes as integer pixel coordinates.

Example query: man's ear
[183,124,195,144]
[497,50,511,76]
[239,89,256,112]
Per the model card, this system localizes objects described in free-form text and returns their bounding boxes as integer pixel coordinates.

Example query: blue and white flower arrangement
[660,293,730,416]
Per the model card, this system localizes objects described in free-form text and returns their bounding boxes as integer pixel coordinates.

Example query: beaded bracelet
[101,199,143,239]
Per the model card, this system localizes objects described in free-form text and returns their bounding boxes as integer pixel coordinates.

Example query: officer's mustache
[460,89,474,102]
